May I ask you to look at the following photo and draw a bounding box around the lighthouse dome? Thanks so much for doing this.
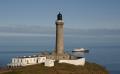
[57,12,62,20]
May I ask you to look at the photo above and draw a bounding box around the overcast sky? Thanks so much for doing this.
[0,0,120,30]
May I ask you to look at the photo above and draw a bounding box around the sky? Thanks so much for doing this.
[0,0,120,52]
[0,0,120,29]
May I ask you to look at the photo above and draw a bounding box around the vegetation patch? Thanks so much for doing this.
[1,62,109,74]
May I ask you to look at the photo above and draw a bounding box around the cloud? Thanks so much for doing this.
[0,32,54,37]
[0,25,55,34]
[0,24,120,37]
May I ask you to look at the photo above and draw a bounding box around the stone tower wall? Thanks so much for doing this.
[55,20,64,55]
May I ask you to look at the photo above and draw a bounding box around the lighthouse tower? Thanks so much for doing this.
[55,12,64,55]
[46,12,70,60]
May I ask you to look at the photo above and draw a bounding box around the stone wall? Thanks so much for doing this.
[45,53,70,60]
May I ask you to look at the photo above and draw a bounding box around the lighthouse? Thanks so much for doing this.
[46,12,70,60]
[55,12,64,55]
[7,12,86,68]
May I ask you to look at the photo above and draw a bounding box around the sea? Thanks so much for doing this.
[0,35,120,74]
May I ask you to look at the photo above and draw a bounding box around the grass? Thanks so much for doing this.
[1,62,109,74]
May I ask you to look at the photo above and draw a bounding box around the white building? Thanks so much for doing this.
[7,55,46,67]
[8,55,85,68]
[44,59,55,67]
[59,58,85,66]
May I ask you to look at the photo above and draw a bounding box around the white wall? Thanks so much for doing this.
[45,59,55,67]
[38,57,46,63]
[9,56,47,67]
[59,58,85,66]
[8,56,85,67]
